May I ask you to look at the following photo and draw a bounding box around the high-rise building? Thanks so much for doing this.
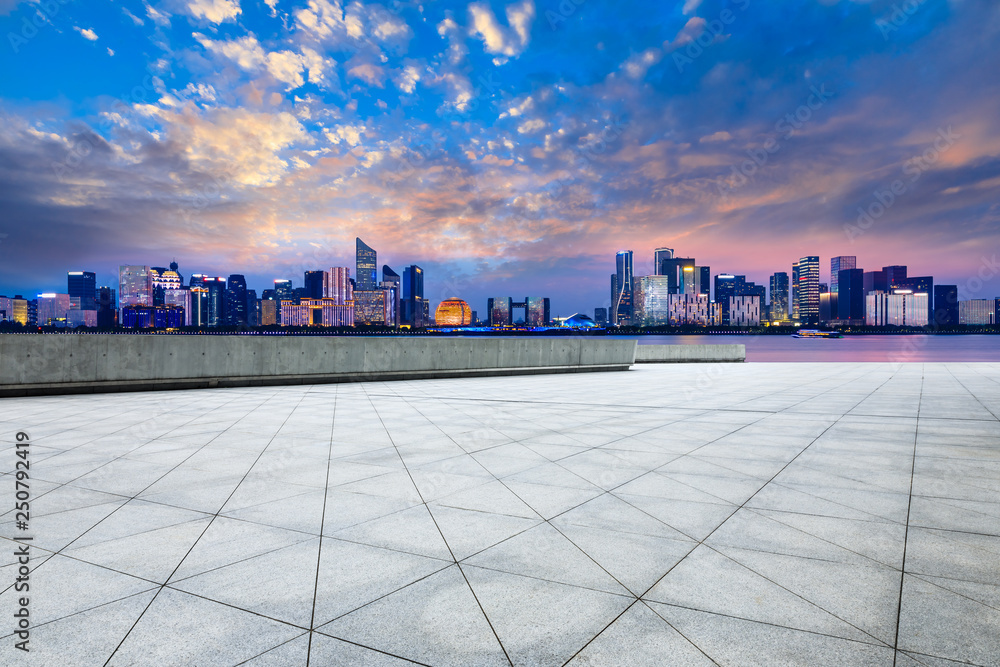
[96,287,116,328]
[354,290,389,325]
[164,288,192,326]
[36,293,71,326]
[594,307,608,327]
[820,292,838,323]
[633,276,672,326]
[933,285,959,327]
[883,265,907,287]
[402,265,425,328]
[383,265,401,328]
[260,298,277,326]
[304,271,325,299]
[657,256,696,294]
[769,272,790,322]
[613,250,633,325]
[729,295,761,327]
[273,279,294,323]
[324,268,353,304]
[653,248,675,275]
[715,275,763,325]
[863,270,888,296]
[697,266,711,297]
[793,256,820,324]
[225,274,248,327]
[488,297,513,327]
[150,266,182,305]
[867,291,929,326]
[837,268,865,322]
[830,256,857,295]
[119,265,153,321]
[280,299,354,327]
[67,271,97,311]
[356,237,378,291]
[959,299,995,325]
[663,294,716,326]
[202,277,226,327]
[246,289,259,328]
[525,297,550,326]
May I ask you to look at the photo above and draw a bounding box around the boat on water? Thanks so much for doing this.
[792,329,843,339]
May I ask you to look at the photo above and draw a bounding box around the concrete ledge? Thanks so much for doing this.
[634,343,745,363]
[0,335,637,397]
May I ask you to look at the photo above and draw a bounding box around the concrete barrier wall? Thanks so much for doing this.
[0,335,638,397]
[635,344,745,363]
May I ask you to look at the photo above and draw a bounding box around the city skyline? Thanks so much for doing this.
[0,1,998,315]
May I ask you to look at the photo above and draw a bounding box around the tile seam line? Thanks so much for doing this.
[358,383,515,667]
[101,389,316,667]
[892,363,923,667]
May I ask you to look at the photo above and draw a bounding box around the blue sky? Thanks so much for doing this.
[1,0,998,315]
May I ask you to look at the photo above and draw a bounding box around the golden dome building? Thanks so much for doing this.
[435,298,473,326]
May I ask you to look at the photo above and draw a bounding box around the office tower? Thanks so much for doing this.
[36,293,71,326]
[819,292,838,323]
[613,250,633,325]
[356,237,378,290]
[959,299,994,325]
[657,256,696,293]
[324,268,353,304]
[633,276,672,326]
[714,275,738,325]
[67,271,97,311]
[729,295,761,327]
[119,266,153,322]
[867,292,930,326]
[260,298,278,326]
[304,271,325,299]
[525,297,551,326]
[280,299,354,327]
[164,288,192,326]
[402,265,425,327]
[379,280,399,328]
[200,277,226,327]
[354,290,389,325]
[793,256,820,324]
[769,272,790,322]
[246,289,259,328]
[488,297,513,326]
[883,265,907,287]
[697,266,711,297]
[96,287,116,328]
[224,275,248,327]
[435,299,473,326]
[610,274,618,323]
[864,270,888,295]
[661,294,714,326]
[594,308,608,327]
[933,285,959,327]
[383,265,401,328]
[273,279,294,323]
[837,268,865,321]
[830,256,856,295]
[653,248,675,275]
[893,275,933,296]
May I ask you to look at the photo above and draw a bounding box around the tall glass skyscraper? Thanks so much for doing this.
[653,248,674,275]
[830,256,856,295]
[769,272,790,322]
[324,268,352,304]
[225,274,248,327]
[613,250,633,325]
[356,237,378,291]
[793,256,820,324]
[67,271,97,311]
[402,265,424,327]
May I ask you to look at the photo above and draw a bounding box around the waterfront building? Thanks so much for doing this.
[666,294,715,326]
[402,265,425,328]
[201,277,226,327]
[866,291,930,326]
[792,256,820,324]
[633,276,672,326]
[435,298,473,326]
[769,272,790,322]
[612,251,634,325]
[729,295,761,327]
[837,268,866,322]
[959,299,995,325]
[933,285,959,327]
[525,297,551,326]
[488,297,513,327]
[356,237,378,291]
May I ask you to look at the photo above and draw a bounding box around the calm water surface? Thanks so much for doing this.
[622,335,1000,362]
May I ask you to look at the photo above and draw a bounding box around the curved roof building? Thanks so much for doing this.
[435,298,473,326]
[561,313,600,328]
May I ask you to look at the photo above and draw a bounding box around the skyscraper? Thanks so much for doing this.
[356,237,378,291]
[383,265,401,328]
[324,268,352,304]
[613,250,633,325]
[119,265,152,322]
[830,256,856,296]
[225,274,248,327]
[96,287,116,328]
[658,256,696,293]
[402,265,425,328]
[793,256,820,324]
[304,271,325,299]
[769,272,790,322]
[933,285,959,327]
[837,268,866,322]
[488,297,513,326]
[653,248,675,275]
[202,277,226,327]
[67,271,97,311]
[714,275,738,325]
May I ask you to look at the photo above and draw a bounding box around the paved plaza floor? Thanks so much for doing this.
[1,362,998,666]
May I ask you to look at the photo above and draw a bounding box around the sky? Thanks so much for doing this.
[0,0,998,316]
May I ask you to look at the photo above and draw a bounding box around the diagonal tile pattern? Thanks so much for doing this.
[0,362,998,665]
